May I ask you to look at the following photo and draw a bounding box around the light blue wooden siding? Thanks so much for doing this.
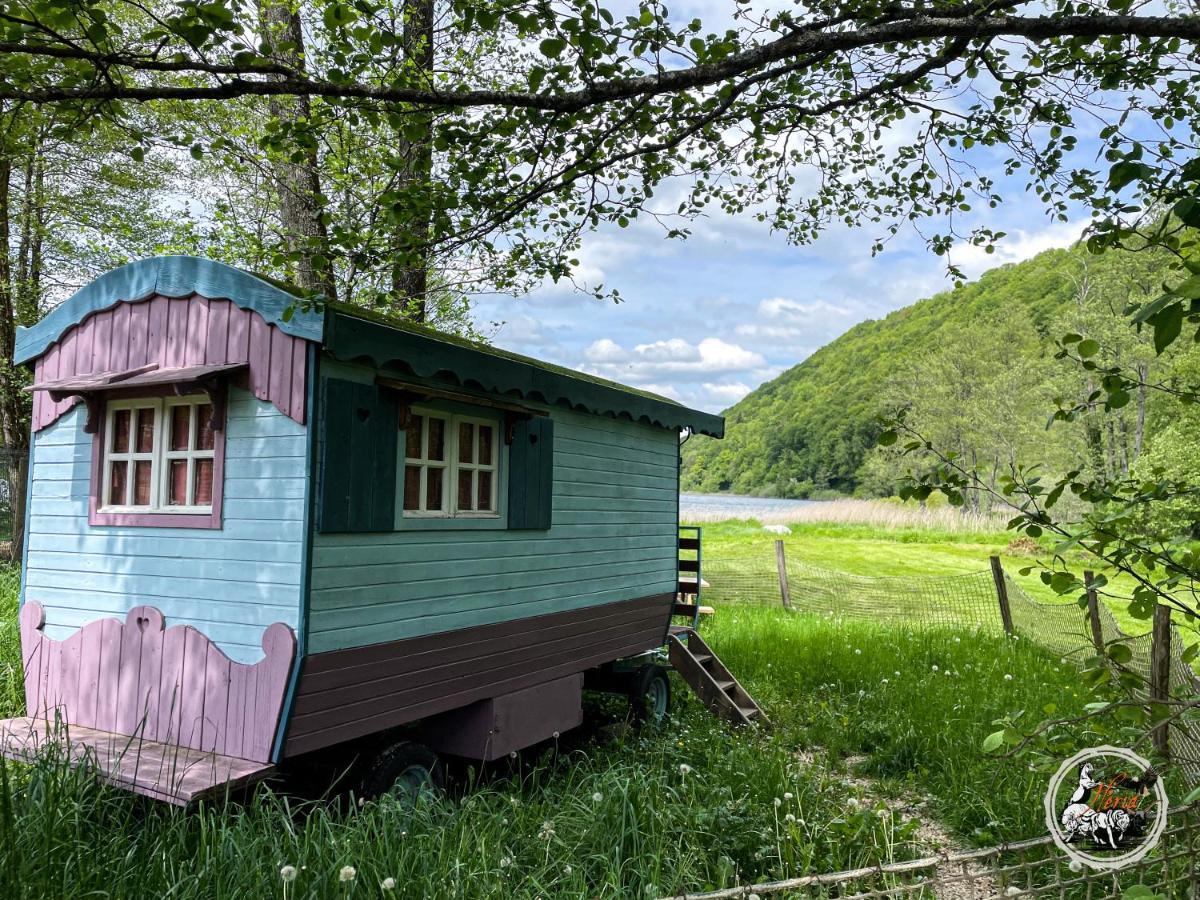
[24,388,307,663]
[308,406,681,653]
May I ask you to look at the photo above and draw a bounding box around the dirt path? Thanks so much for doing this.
[831,752,1002,900]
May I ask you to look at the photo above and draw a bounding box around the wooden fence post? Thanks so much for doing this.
[1150,602,1171,758]
[990,556,1014,635]
[775,540,792,609]
[1084,571,1105,654]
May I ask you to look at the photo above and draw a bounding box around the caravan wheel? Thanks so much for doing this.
[629,664,671,725]
[360,741,444,803]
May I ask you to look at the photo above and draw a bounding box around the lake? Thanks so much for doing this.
[680,491,819,520]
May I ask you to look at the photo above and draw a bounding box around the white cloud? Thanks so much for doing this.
[582,338,626,363]
[576,336,767,386]
[702,381,753,404]
[951,220,1082,278]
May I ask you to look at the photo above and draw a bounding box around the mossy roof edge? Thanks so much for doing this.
[325,303,725,437]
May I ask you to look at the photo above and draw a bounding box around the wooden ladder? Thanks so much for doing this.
[668,628,768,727]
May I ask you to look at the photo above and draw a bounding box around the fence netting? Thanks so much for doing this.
[689,539,1200,897]
[700,540,1200,787]
[660,804,1200,899]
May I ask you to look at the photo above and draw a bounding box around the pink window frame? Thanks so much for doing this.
[88,386,226,529]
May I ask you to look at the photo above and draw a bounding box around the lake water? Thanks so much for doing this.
[680,492,818,520]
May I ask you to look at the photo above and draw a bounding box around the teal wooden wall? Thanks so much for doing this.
[308,364,681,653]
[24,389,308,663]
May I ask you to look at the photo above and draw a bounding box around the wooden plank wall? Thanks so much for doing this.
[19,601,295,762]
[32,294,307,432]
[307,380,681,654]
[24,390,308,663]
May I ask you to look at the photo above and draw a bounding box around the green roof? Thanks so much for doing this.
[324,301,724,437]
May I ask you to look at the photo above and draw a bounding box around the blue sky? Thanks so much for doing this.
[472,197,1083,414]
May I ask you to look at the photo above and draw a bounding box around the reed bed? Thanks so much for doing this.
[683,497,1008,533]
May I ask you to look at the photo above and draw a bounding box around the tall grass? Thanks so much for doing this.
[685,498,1008,534]
[0,580,1148,898]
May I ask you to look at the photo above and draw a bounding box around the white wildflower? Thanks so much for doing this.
[1004,674,1013,681]
[932,664,939,672]
[881,678,889,684]
[500,855,514,869]
[679,763,692,776]
[847,797,860,809]
[563,865,572,876]
[339,866,357,883]
[774,797,782,808]
[592,792,604,803]
[785,813,796,823]
[539,820,556,841]
[381,877,397,891]
[854,648,862,655]
[783,792,793,800]
[280,865,298,883]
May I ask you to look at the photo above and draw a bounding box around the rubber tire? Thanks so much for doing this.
[360,741,444,803]
[629,664,671,725]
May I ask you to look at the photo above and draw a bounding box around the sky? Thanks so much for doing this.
[472,194,1084,415]
[467,1,1099,416]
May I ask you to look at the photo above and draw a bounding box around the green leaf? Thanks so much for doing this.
[1108,643,1133,664]
[1108,160,1152,192]
[1152,302,1183,354]
[982,730,1005,753]
[877,430,898,447]
[1182,784,1200,806]
[539,37,566,58]
[1077,339,1100,358]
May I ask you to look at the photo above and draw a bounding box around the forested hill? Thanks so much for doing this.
[681,243,1171,498]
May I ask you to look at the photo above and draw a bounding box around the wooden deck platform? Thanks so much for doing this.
[0,717,273,805]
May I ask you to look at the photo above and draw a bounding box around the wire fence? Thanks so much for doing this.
[699,540,1200,786]
[689,540,1200,897]
[660,804,1200,899]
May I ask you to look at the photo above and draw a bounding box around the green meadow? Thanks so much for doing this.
[0,567,1161,899]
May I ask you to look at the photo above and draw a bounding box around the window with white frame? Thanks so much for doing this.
[101,395,217,512]
[402,410,498,517]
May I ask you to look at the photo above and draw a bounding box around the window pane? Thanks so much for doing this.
[168,460,188,505]
[135,408,155,453]
[170,405,190,451]
[457,470,473,511]
[427,417,446,461]
[426,467,444,511]
[193,459,214,506]
[111,409,131,453]
[196,404,215,450]
[405,415,424,460]
[109,461,127,506]
[477,470,493,511]
[458,422,474,463]
[133,461,153,506]
[403,465,421,511]
[478,425,493,466]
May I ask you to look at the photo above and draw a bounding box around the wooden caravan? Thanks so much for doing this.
[2,256,725,803]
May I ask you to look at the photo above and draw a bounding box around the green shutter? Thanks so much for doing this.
[507,416,553,530]
[317,377,398,533]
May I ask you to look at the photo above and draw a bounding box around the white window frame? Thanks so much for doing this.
[99,395,216,514]
[401,408,500,519]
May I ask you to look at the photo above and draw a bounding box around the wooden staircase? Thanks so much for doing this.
[668,628,768,727]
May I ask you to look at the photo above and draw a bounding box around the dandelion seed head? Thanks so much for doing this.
[679,763,692,776]
[339,866,357,883]
[592,792,604,803]
[280,865,298,883]
[783,792,793,800]
[500,855,514,869]
[774,797,782,807]
[381,877,397,891]
[932,665,939,672]
[1004,674,1013,681]
[785,813,796,822]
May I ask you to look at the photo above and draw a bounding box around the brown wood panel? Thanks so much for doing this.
[293,605,669,714]
[299,599,668,694]
[284,594,672,757]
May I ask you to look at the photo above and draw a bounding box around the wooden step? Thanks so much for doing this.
[667,632,769,728]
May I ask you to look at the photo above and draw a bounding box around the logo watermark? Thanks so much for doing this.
[1044,746,1168,871]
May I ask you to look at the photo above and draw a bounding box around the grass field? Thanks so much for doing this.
[0,574,1151,899]
[691,518,1157,636]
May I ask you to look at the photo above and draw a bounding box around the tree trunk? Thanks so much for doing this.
[389,0,434,321]
[1133,363,1148,464]
[0,152,29,561]
[259,1,338,302]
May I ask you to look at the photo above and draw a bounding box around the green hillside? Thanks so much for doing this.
[681,244,1172,498]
